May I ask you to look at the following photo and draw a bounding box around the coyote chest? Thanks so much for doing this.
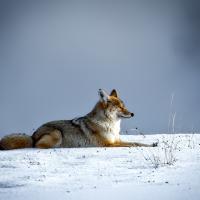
[100,120,121,144]
[92,119,120,139]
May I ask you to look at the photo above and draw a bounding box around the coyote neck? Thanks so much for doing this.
[86,103,121,136]
[87,116,121,133]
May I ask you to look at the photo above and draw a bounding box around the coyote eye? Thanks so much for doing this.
[119,106,124,110]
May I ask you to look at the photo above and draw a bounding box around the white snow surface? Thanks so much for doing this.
[0,134,200,200]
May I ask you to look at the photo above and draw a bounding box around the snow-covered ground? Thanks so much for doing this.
[0,134,200,200]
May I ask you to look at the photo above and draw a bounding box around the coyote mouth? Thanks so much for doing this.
[119,113,134,118]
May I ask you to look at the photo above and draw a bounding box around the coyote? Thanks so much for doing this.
[0,89,157,150]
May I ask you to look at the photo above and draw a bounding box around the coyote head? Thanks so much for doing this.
[97,89,134,120]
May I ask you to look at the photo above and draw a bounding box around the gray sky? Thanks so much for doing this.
[0,0,200,136]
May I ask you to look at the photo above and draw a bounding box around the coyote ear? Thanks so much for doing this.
[98,89,109,103]
[110,89,119,98]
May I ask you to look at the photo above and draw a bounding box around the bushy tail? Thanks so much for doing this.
[0,133,33,150]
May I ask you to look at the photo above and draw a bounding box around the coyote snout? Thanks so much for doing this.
[0,89,157,150]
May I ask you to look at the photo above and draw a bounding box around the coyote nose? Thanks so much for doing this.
[131,113,134,117]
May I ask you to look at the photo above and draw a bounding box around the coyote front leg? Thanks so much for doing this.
[107,141,157,147]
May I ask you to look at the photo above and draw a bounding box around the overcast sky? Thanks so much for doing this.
[0,0,200,136]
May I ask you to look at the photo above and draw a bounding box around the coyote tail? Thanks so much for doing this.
[0,133,33,150]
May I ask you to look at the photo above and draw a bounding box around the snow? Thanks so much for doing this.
[0,134,200,200]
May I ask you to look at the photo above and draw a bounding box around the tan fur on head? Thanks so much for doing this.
[96,89,134,120]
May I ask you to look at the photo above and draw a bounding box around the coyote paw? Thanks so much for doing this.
[152,142,158,147]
